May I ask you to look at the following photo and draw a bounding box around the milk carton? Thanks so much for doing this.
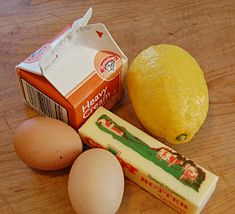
[16,8,128,129]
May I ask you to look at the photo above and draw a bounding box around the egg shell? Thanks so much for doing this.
[68,148,124,214]
[13,116,83,170]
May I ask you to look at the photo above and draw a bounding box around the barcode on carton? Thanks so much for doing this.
[21,79,68,123]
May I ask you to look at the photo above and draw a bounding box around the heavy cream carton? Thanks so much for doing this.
[79,107,219,214]
[16,8,127,129]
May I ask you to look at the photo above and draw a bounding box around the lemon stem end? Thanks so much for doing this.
[176,134,187,141]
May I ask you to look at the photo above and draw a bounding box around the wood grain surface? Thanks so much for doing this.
[0,0,235,213]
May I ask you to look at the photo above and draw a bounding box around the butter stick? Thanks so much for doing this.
[78,107,218,214]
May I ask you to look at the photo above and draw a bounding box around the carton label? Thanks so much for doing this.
[21,78,68,123]
[94,51,122,81]
[76,72,120,120]
[82,86,110,119]
[24,44,51,64]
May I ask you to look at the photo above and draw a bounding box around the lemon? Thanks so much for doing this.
[127,44,208,144]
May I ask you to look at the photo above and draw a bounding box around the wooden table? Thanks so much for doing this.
[1,0,235,213]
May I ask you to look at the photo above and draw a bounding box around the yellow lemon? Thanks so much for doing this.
[127,44,208,144]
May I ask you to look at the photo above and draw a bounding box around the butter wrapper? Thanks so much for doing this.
[79,107,218,214]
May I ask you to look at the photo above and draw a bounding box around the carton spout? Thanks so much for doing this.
[71,7,92,31]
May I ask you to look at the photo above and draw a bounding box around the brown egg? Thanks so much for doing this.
[13,116,83,170]
[68,148,124,214]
